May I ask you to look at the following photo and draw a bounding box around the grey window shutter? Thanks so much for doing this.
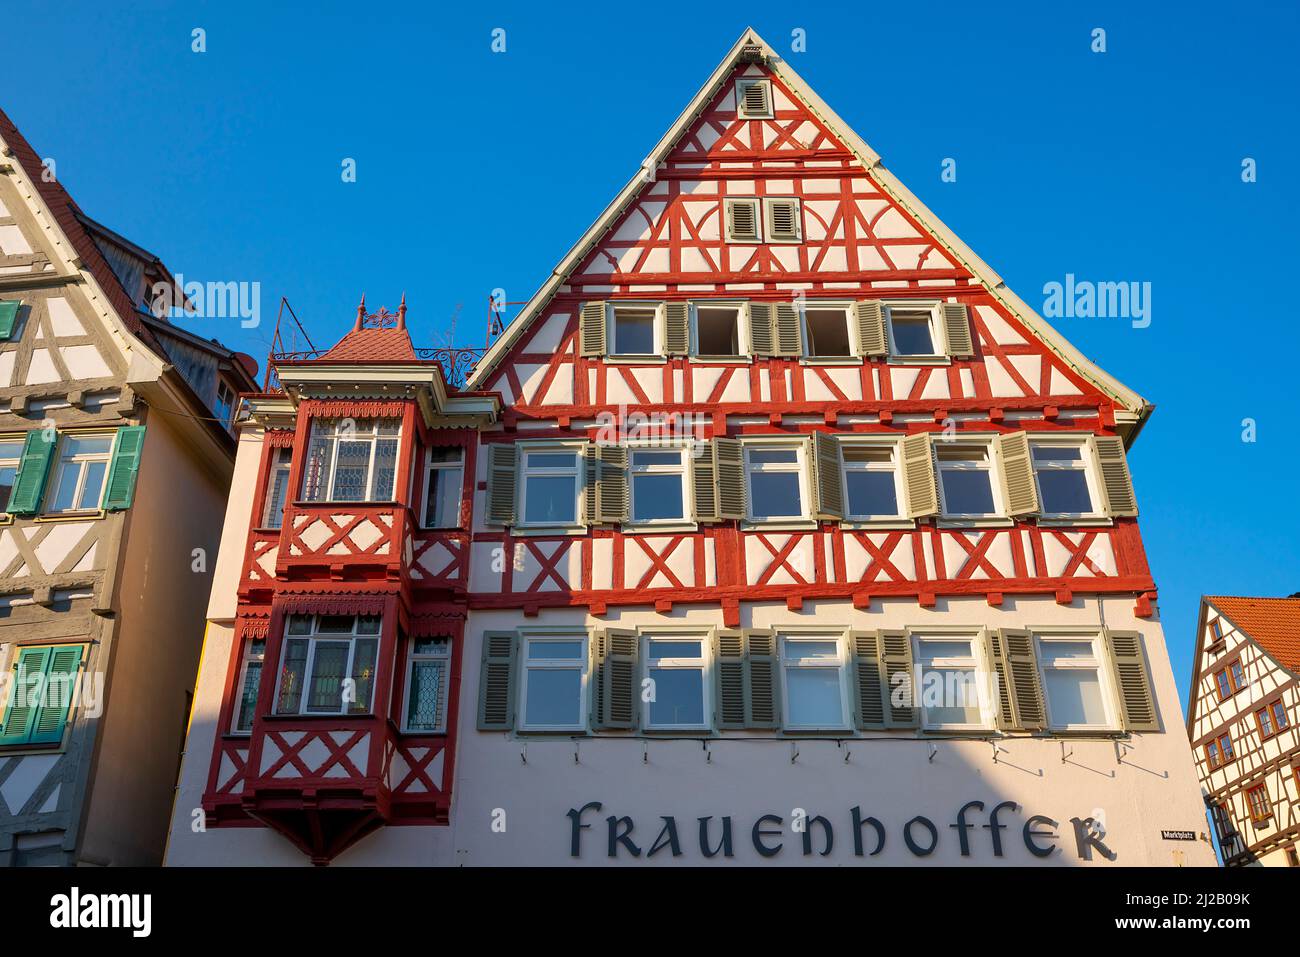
[586,444,628,525]
[579,301,607,357]
[1105,630,1159,732]
[485,444,517,525]
[856,300,887,357]
[664,302,689,355]
[691,439,720,522]
[880,630,917,728]
[899,432,938,518]
[983,630,1017,730]
[1093,436,1138,517]
[727,199,760,242]
[991,629,1046,731]
[477,631,517,730]
[811,431,843,520]
[940,303,975,358]
[748,302,774,356]
[996,431,1039,517]
[745,630,780,729]
[589,630,607,730]
[598,628,638,730]
[773,303,801,356]
[850,630,887,729]
[714,629,747,730]
[713,437,746,520]
[766,199,801,241]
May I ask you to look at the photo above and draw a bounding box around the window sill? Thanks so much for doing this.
[0,514,11,527]
[935,517,1015,530]
[799,356,862,366]
[740,518,818,532]
[622,521,698,534]
[688,355,752,365]
[1036,516,1113,528]
[840,518,916,531]
[0,741,68,756]
[516,727,591,736]
[512,524,588,537]
[36,510,105,523]
[603,355,667,365]
[887,355,951,367]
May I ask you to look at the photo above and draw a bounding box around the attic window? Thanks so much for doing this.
[694,304,743,357]
[725,199,761,242]
[764,198,801,242]
[736,79,773,119]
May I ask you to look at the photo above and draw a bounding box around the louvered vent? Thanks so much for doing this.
[727,199,760,242]
[766,200,800,241]
[737,79,772,118]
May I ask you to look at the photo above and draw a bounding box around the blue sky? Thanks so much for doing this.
[6,1,1297,708]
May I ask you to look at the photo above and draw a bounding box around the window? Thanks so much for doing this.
[520,448,581,526]
[643,635,708,730]
[1037,635,1112,730]
[520,634,588,731]
[914,635,988,730]
[422,447,464,528]
[840,442,903,520]
[45,434,113,513]
[1256,699,1288,739]
[1208,618,1224,642]
[780,634,849,730]
[936,442,1000,519]
[233,637,265,733]
[1031,441,1100,517]
[0,644,84,747]
[262,447,292,529]
[886,304,941,358]
[301,419,399,503]
[724,199,761,243]
[608,303,658,356]
[693,303,744,357]
[803,304,853,358]
[0,438,23,509]
[214,380,236,429]
[736,78,773,118]
[402,637,450,733]
[1206,732,1235,770]
[274,615,381,716]
[1246,784,1271,824]
[1214,658,1246,702]
[763,198,801,242]
[744,443,806,521]
[628,448,688,523]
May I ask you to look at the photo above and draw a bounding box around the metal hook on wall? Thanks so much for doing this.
[1060,740,1073,764]
[642,740,649,765]
[702,740,712,764]
[573,740,580,765]
[520,742,527,765]
[928,742,938,763]
[790,741,800,764]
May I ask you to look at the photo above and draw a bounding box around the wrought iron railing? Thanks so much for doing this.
[266,346,485,390]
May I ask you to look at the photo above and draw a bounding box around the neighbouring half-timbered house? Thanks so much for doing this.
[0,108,257,865]
[1188,595,1299,866]
[166,28,1213,866]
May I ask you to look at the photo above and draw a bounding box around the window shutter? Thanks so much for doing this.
[727,200,760,242]
[714,629,747,730]
[691,440,719,522]
[1105,630,1159,732]
[713,437,746,520]
[597,628,638,730]
[940,303,975,357]
[586,444,627,525]
[899,432,938,518]
[485,444,517,525]
[664,302,689,355]
[738,79,771,117]
[101,425,146,511]
[811,432,843,520]
[0,299,21,340]
[991,629,1045,731]
[850,631,887,730]
[766,200,800,241]
[773,303,801,356]
[29,645,83,745]
[983,630,1017,730]
[880,630,917,728]
[7,430,57,515]
[855,300,887,357]
[0,646,50,746]
[1093,436,1138,517]
[744,630,780,729]
[579,301,607,357]
[748,302,774,356]
[589,630,607,730]
[476,631,517,730]
[996,431,1039,517]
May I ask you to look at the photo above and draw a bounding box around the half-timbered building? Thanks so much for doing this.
[1188,595,1299,866]
[166,28,1213,866]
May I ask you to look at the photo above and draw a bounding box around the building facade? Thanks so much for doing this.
[0,108,256,865]
[1188,596,1299,866]
[166,29,1213,867]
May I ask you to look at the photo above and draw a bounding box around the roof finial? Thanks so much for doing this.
[397,292,407,330]
[354,293,366,331]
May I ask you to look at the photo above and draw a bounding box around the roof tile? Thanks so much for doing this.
[1207,595,1300,672]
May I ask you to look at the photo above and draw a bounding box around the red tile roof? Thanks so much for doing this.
[1207,596,1300,672]
[321,326,418,362]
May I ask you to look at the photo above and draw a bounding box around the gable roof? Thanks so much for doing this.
[1206,595,1300,672]
[466,27,1152,437]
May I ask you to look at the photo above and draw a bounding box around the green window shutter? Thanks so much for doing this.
[899,432,938,518]
[811,432,843,520]
[996,431,1039,517]
[579,301,607,357]
[664,302,689,355]
[485,444,517,525]
[691,440,719,522]
[881,630,917,728]
[0,299,22,340]
[586,444,628,525]
[773,303,801,356]
[101,425,146,511]
[748,303,773,356]
[477,631,517,731]
[596,628,637,730]
[0,646,51,746]
[1105,630,1159,732]
[744,630,780,729]
[990,629,1045,731]
[7,430,57,515]
[1093,436,1138,517]
[713,437,746,520]
[855,300,887,357]
[29,645,83,745]
[940,303,975,357]
[850,631,886,730]
[714,629,747,730]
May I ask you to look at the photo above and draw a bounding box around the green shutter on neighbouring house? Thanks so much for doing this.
[0,644,82,748]
[0,646,51,746]
[7,430,57,515]
[101,426,146,510]
[29,645,83,745]
[0,300,21,341]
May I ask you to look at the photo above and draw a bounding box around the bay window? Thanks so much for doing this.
[275,614,381,716]
[262,447,292,529]
[233,637,266,733]
[914,635,987,730]
[519,633,588,731]
[628,448,688,523]
[779,634,849,730]
[403,636,451,733]
[1036,635,1113,731]
[519,448,582,526]
[301,418,399,503]
[643,635,708,730]
[422,447,464,528]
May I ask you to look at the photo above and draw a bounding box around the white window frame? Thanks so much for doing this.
[262,446,292,529]
[800,301,858,361]
[762,197,802,244]
[690,300,749,359]
[912,630,993,732]
[626,443,693,528]
[300,418,401,504]
[420,445,465,529]
[519,630,590,733]
[838,436,907,525]
[1033,631,1118,733]
[1029,435,1107,523]
[272,614,382,717]
[232,635,266,734]
[778,630,851,732]
[401,636,451,734]
[214,380,236,429]
[44,432,114,515]
[934,435,1007,524]
[0,436,25,514]
[735,77,774,119]
[606,301,662,358]
[517,442,586,531]
[641,630,712,731]
[742,436,812,526]
[884,301,946,363]
[723,198,762,244]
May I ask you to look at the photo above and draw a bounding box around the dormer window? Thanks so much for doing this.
[214,380,236,429]
[736,78,773,118]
